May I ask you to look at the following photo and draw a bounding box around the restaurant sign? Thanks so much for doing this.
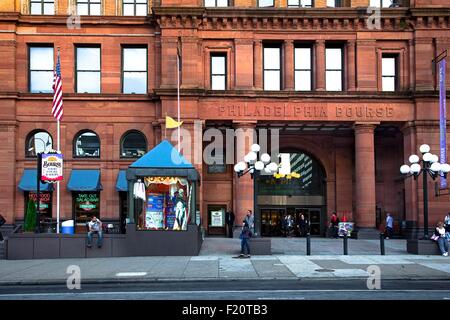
[41,153,63,182]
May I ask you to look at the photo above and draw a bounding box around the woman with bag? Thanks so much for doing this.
[239,220,253,258]
[432,222,448,256]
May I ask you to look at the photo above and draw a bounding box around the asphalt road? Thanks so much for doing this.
[0,279,450,300]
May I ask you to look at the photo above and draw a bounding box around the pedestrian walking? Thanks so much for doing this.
[385,212,394,240]
[0,213,5,242]
[298,214,308,237]
[329,212,340,238]
[225,208,235,238]
[238,221,253,258]
[432,222,449,256]
[444,212,450,233]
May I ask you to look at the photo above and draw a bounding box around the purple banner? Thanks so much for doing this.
[439,59,447,189]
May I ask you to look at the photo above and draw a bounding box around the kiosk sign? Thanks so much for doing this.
[41,153,63,182]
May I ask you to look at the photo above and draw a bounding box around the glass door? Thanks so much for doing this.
[261,208,285,236]
[295,208,322,236]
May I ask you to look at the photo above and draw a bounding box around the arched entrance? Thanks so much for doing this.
[257,152,327,236]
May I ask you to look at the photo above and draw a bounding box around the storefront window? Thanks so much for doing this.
[73,192,100,231]
[137,177,192,231]
[26,192,52,219]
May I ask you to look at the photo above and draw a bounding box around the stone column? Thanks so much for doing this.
[235,39,255,90]
[233,121,257,230]
[160,37,178,89]
[354,123,377,228]
[315,40,325,91]
[253,40,263,90]
[284,40,294,90]
[347,40,356,91]
[414,38,434,91]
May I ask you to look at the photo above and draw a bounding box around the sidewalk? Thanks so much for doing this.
[0,238,449,285]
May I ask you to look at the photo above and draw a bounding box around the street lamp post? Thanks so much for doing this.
[400,144,450,239]
[234,144,279,237]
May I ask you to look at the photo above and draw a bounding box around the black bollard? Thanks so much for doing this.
[380,233,385,255]
[343,233,348,255]
[306,233,311,256]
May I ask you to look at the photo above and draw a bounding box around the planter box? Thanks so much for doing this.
[407,239,441,255]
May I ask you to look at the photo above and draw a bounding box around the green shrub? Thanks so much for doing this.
[24,199,37,232]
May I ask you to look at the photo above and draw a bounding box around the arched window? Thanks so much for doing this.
[74,130,100,158]
[120,130,147,158]
[25,130,53,157]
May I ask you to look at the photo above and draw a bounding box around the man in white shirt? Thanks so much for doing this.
[87,216,103,248]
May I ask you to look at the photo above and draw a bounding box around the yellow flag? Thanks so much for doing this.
[166,116,183,129]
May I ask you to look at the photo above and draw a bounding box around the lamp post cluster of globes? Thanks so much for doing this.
[233,143,300,179]
[400,144,450,239]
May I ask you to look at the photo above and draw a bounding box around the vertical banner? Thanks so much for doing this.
[439,59,447,189]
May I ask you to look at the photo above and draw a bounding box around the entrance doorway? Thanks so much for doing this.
[257,151,327,237]
[261,207,323,237]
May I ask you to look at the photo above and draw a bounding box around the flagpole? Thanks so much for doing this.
[56,46,61,234]
[57,119,60,234]
[177,53,181,152]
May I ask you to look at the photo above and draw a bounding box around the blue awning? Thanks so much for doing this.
[18,169,54,192]
[67,170,103,192]
[116,170,128,192]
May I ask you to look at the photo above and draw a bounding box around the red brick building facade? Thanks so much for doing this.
[0,0,449,237]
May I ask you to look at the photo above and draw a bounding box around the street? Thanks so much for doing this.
[1,279,450,300]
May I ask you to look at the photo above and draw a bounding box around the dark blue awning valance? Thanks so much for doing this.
[18,169,53,192]
[67,170,102,192]
[116,170,128,192]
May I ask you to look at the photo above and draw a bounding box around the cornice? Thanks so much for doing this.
[154,88,418,101]
[153,7,450,31]
[0,14,156,26]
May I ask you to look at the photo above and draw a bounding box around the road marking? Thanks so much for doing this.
[115,272,147,277]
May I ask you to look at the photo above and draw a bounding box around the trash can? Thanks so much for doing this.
[61,220,74,234]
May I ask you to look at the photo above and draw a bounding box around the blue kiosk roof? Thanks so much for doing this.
[127,140,199,181]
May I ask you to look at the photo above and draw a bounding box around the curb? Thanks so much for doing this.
[0,276,448,287]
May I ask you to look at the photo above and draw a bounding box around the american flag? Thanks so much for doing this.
[52,50,63,121]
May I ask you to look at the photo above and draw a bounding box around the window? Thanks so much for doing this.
[382,55,398,92]
[123,0,147,16]
[287,0,312,7]
[77,0,101,15]
[205,0,229,6]
[370,0,399,7]
[30,0,54,14]
[29,46,54,93]
[211,54,227,90]
[258,0,274,7]
[74,192,100,228]
[26,130,53,157]
[26,192,53,220]
[326,0,341,7]
[121,131,147,158]
[122,47,148,94]
[264,45,282,91]
[294,46,312,91]
[325,47,343,91]
[76,46,101,93]
[74,131,100,158]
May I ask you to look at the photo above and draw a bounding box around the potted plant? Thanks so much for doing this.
[24,198,37,233]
